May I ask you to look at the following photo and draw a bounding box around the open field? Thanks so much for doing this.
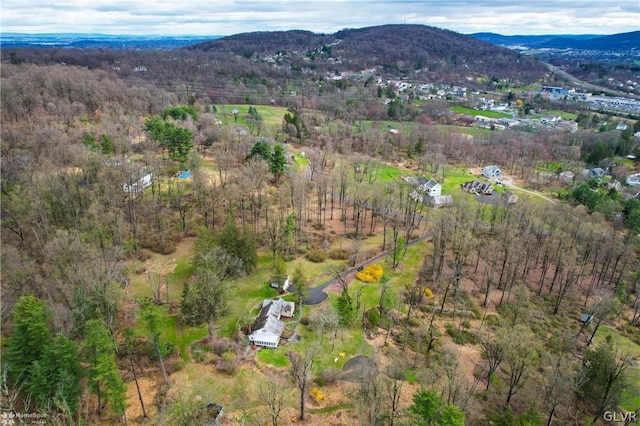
[450,106,511,118]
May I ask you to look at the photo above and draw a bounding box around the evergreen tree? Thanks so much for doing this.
[83,319,126,417]
[248,141,271,162]
[409,387,465,425]
[139,300,171,385]
[27,333,83,415]
[6,295,51,386]
[271,255,288,290]
[215,219,258,273]
[270,144,287,184]
[291,266,309,306]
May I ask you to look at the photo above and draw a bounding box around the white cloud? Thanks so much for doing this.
[1,0,638,35]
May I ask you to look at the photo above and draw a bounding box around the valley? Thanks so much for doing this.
[1,24,639,426]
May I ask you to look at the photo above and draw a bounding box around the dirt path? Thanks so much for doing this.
[502,178,556,204]
[469,167,556,204]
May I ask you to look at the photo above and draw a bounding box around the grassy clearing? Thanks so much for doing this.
[215,104,289,131]
[450,106,511,119]
[164,316,208,362]
[433,124,493,138]
[545,110,578,120]
[256,348,290,367]
[593,326,640,412]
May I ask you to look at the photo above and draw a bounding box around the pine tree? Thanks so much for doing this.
[83,319,126,417]
[139,300,170,385]
[6,295,51,386]
[292,266,309,306]
[27,333,83,415]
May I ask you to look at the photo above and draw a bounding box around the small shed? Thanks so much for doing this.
[579,314,594,324]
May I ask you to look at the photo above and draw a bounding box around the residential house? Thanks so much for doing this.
[496,118,520,128]
[557,120,578,133]
[607,180,622,192]
[502,191,518,204]
[626,173,640,187]
[270,276,291,293]
[458,115,477,127]
[590,168,605,178]
[426,194,454,207]
[481,165,502,179]
[616,123,629,131]
[248,298,295,348]
[462,180,494,195]
[558,171,575,184]
[622,187,640,200]
[122,172,152,193]
[417,177,442,197]
[540,115,561,125]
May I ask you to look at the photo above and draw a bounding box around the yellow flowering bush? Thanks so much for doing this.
[356,263,384,283]
[423,288,434,300]
[309,387,324,403]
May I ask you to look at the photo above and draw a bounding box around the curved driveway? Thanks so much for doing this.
[302,231,434,305]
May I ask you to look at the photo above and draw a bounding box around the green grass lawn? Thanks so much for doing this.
[379,164,402,182]
[215,104,289,133]
[450,106,511,119]
[593,326,640,412]
[545,110,578,120]
[164,316,208,362]
[256,347,290,367]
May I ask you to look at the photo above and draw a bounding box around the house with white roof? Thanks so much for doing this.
[248,298,295,348]
[481,165,502,179]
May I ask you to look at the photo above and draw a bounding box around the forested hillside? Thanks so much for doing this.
[1,25,639,426]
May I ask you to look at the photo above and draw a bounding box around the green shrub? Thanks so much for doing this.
[367,308,381,327]
[306,250,326,263]
[328,248,350,260]
[407,317,421,327]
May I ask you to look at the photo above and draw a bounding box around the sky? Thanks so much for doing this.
[1,0,639,36]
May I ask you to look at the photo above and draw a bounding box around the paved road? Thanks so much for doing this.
[301,231,434,305]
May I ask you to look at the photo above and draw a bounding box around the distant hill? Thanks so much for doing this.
[470,33,598,48]
[0,33,220,50]
[470,31,640,51]
[189,24,546,83]
[534,31,640,50]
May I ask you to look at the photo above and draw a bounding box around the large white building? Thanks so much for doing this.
[248,298,295,348]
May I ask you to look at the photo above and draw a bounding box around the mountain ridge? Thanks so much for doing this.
[470,31,640,50]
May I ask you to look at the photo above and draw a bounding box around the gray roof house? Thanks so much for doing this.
[481,165,502,179]
[462,180,494,195]
[416,177,442,197]
[502,191,518,204]
[248,298,295,348]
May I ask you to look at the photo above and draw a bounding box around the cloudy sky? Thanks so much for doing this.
[2,0,638,36]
